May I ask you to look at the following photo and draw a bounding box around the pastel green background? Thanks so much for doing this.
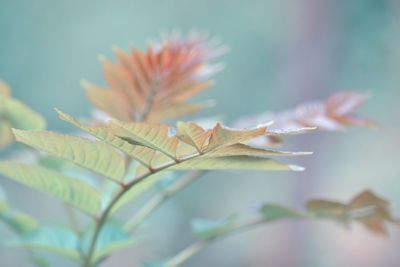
[1,1,399,266]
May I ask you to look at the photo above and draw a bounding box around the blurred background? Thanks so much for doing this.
[1,0,400,266]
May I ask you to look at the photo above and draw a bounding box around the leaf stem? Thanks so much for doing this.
[81,153,201,267]
[124,171,205,232]
[164,218,266,267]
[138,78,160,122]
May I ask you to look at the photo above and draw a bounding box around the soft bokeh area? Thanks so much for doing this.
[1,1,400,266]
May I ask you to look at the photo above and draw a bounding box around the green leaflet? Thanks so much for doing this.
[14,130,127,182]
[0,184,7,211]
[0,162,101,215]
[0,209,39,235]
[0,120,14,149]
[205,143,312,158]
[29,254,50,267]
[260,204,303,221]
[171,156,304,171]
[191,216,237,239]
[0,184,39,235]
[13,226,81,262]
[110,120,179,159]
[56,110,156,167]
[83,80,132,122]
[155,172,181,192]
[82,221,136,262]
[0,80,11,96]
[306,199,348,220]
[0,91,46,148]
[0,184,49,267]
[0,94,46,131]
[142,261,167,267]
[12,222,135,264]
[38,155,68,172]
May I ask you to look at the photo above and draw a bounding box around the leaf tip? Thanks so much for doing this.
[97,54,107,63]
[294,151,313,156]
[288,165,305,171]
[111,45,122,53]
[10,128,31,144]
[80,79,91,89]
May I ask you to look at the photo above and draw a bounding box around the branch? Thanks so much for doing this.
[124,171,205,233]
[137,78,160,122]
[164,218,266,267]
[82,153,201,267]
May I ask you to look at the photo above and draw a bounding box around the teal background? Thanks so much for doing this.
[1,0,400,266]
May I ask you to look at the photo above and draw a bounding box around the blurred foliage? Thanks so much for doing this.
[1,1,400,267]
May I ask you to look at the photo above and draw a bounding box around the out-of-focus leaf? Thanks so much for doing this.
[0,184,39,234]
[0,121,14,149]
[29,254,50,267]
[260,204,302,221]
[0,80,11,96]
[306,199,348,220]
[293,91,375,129]
[0,184,7,211]
[0,93,46,131]
[38,156,67,172]
[84,80,131,122]
[0,81,46,148]
[326,92,369,116]
[171,156,304,171]
[306,190,400,235]
[155,172,181,191]
[14,130,127,182]
[83,221,136,262]
[13,226,81,261]
[0,183,49,266]
[0,209,39,235]
[348,190,400,235]
[86,33,224,123]
[191,216,236,239]
[148,102,209,122]
[0,162,101,215]
[142,261,167,267]
[233,91,374,147]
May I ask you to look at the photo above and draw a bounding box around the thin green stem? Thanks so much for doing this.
[165,240,208,267]
[164,218,266,267]
[165,206,387,267]
[81,153,201,267]
[124,171,205,232]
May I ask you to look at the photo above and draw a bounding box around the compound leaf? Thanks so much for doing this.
[57,110,155,167]
[14,129,126,182]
